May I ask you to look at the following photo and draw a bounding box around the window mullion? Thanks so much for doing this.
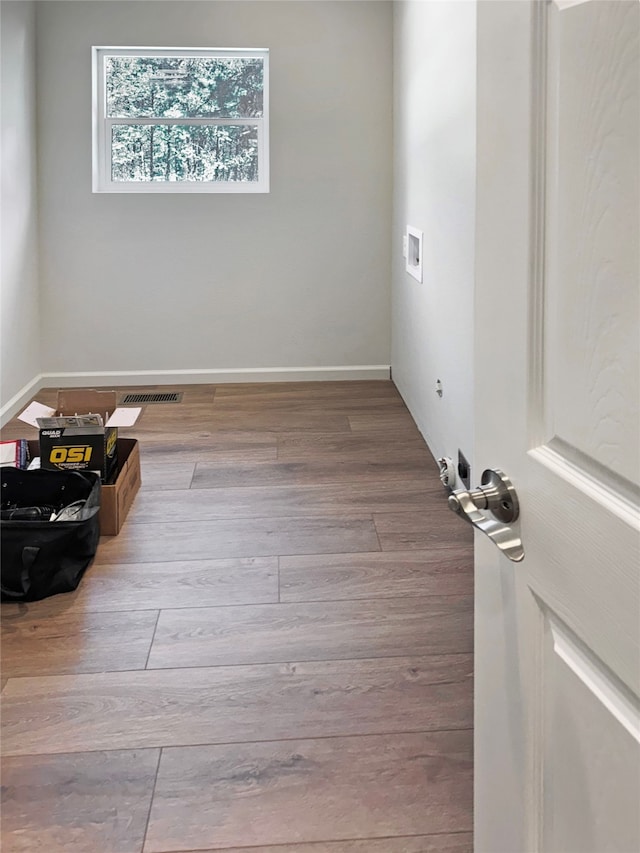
[105,117,262,127]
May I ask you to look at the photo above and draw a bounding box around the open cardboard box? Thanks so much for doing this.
[20,390,142,535]
[19,389,142,431]
[26,437,141,536]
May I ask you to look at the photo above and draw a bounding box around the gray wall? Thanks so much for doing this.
[392,1,476,476]
[1,1,42,416]
[36,1,393,382]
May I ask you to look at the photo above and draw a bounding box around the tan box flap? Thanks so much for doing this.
[56,390,140,427]
[57,390,117,419]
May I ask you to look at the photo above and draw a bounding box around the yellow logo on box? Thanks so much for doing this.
[106,430,117,457]
[49,446,92,464]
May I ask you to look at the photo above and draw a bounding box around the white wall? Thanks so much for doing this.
[1,1,42,415]
[36,1,392,383]
[392,1,476,475]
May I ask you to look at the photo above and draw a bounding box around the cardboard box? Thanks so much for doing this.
[38,415,118,481]
[27,437,141,536]
[100,438,141,535]
[0,439,29,468]
[19,390,141,483]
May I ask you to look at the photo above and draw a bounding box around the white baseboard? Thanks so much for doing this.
[40,365,391,387]
[0,374,44,427]
[1,366,391,426]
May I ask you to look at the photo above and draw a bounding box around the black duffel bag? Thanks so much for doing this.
[1,467,101,602]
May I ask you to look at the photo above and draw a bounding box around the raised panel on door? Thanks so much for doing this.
[543,1,640,484]
[541,612,640,853]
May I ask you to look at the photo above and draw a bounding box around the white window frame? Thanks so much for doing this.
[92,46,269,193]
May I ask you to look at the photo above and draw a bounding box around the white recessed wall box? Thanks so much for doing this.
[405,226,423,283]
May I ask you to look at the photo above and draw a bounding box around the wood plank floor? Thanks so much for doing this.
[1,380,474,853]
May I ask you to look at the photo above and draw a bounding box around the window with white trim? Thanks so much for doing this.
[92,47,269,193]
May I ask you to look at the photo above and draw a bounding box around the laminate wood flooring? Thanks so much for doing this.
[1,381,473,853]
[195,839,473,853]
[198,832,471,853]
[144,732,472,851]
[1,656,472,756]
[1,749,160,853]
[145,597,473,669]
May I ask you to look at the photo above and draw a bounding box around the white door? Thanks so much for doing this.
[470,2,640,851]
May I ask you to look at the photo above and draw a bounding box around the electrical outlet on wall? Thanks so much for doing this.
[457,449,471,489]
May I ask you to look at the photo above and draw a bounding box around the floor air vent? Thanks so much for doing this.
[120,392,183,404]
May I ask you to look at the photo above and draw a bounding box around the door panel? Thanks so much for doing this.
[543,610,640,853]
[474,2,640,850]
[545,1,639,483]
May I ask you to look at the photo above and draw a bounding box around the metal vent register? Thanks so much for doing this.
[120,392,183,404]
